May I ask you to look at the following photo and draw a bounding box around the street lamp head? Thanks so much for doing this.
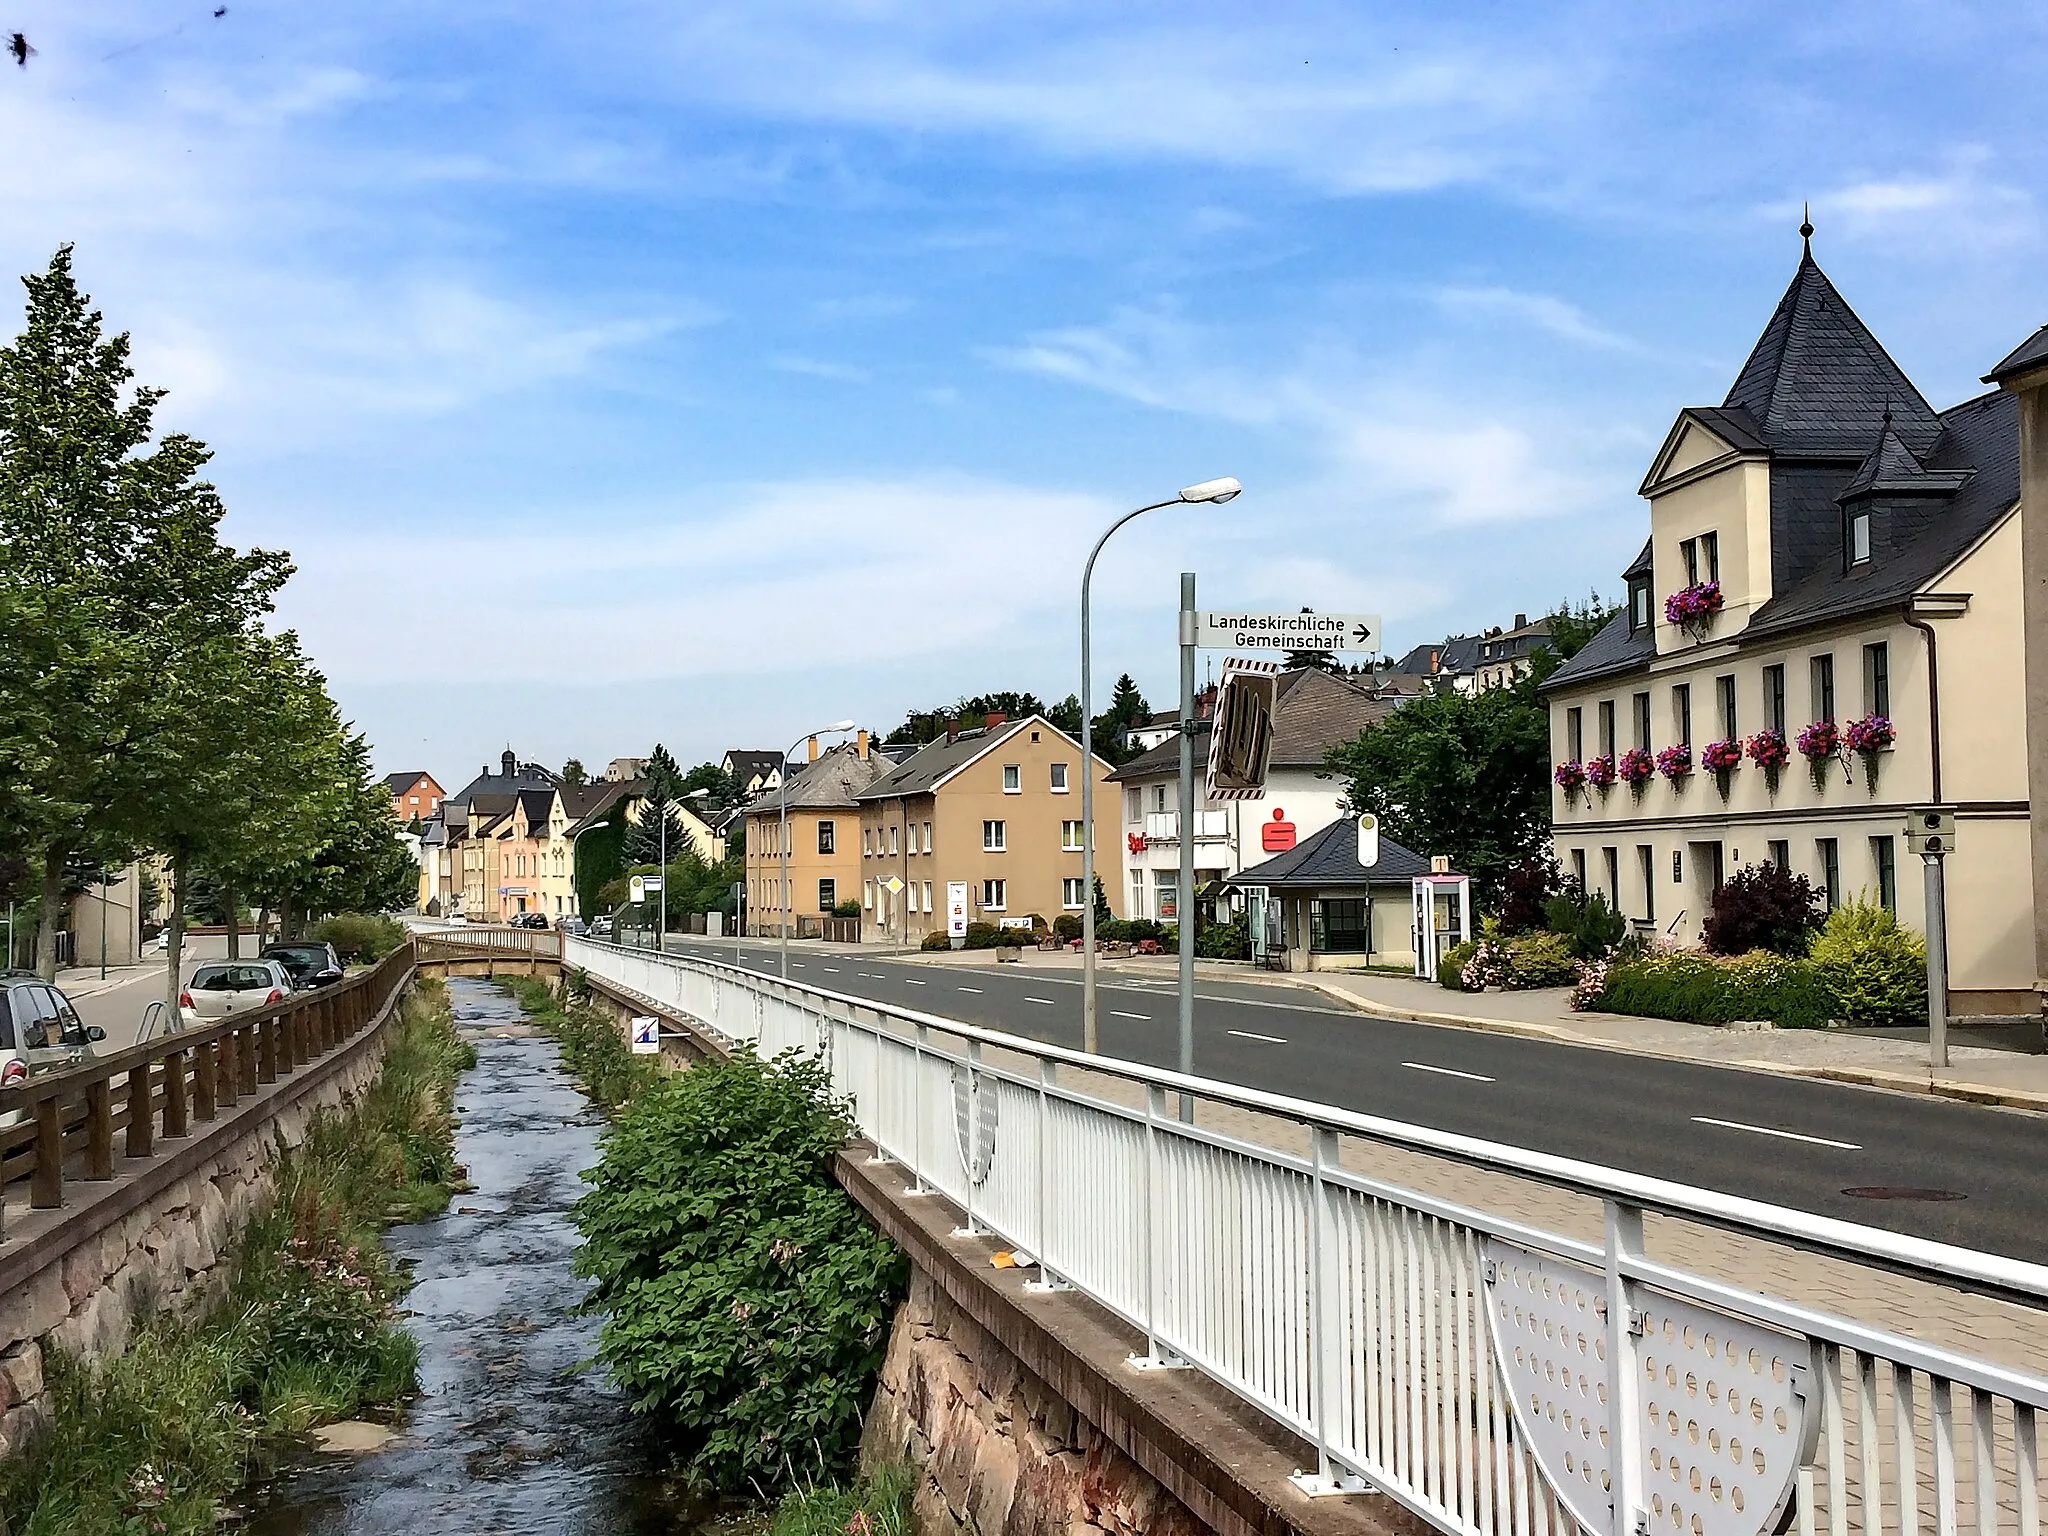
[1179,476,1241,505]
[822,719,856,733]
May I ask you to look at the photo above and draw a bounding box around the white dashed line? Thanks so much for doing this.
[1228,1029,1288,1044]
[1402,1061,1495,1083]
[957,986,983,994]
[905,979,926,986]
[823,968,841,973]
[1026,997,1056,1007]
[1691,1116,1861,1150]
[1111,1010,1150,1021]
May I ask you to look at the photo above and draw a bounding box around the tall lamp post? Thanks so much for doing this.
[1081,477,1241,1053]
[781,721,857,980]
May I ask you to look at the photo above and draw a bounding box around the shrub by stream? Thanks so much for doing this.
[0,980,473,1535]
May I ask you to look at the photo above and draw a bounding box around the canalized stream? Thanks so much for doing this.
[246,977,692,1534]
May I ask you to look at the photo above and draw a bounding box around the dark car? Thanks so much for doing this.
[513,912,550,930]
[259,941,345,991]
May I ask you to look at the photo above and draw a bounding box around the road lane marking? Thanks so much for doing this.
[1402,1061,1495,1083]
[958,987,984,994]
[1026,997,1056,1006]
[1691,1116,1860,1150]
[1228,1029,1288,1044]
[905,979,926,986]
[1111,1010,1150,1020]
[823,968,841,973]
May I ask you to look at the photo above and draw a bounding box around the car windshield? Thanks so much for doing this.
[264,946,326,973]
[193,965,276,991]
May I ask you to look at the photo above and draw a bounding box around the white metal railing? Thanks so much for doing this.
[562,937,2048,1536]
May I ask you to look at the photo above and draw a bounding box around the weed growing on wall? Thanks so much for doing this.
[0,981,471,1536]
[571,1047,907,1495]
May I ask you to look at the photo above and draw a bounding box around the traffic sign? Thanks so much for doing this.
[1195,610,1381,654]
[629,1016,660,1055]
[629,875,644,902]
[641,875,664,892]
[1356,812,1380,869]
[946,881,970,940]
[882,876,905,895]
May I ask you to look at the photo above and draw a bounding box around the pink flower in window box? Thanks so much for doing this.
[1663,580,1724,638]
[1616,747,1655,796]
[1584,754,1616,792]
[1654,745,1693,782]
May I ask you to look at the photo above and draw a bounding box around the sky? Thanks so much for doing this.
[3,1,2045,783]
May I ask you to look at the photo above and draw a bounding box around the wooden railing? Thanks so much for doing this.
[0,943,416,1231]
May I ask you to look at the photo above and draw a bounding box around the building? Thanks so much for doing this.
[1118,708,1186,757]
[723,749,785,797]
[1391,616,1553,695]
[601,757,648,783]
[1228,820,1435,972]
[853,714,1121,945]
[741,736,890,936]
[383,771,445,827]
[442,750,556,820]
[448,788,572,922]
[1543,233,2032,1014]
[1471,615,1555,692]
[64,863,151,968]
[1109,668,1394,923]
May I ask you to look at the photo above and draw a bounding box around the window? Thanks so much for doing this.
[1129,871,1145,916]
[887,825,899,856]
[1002,764,1021,794]
[1598,700,1616,758]
[863,879,875,909]
[1717,674,1737,739]
[922,822,933,853]
[817,879,836,912]
[1768,840,1789,870]
[1062,820,1083,851]
[1637,846,1655,923]
[1872,837,1897,912]
[922,881,932,911]
[1702,531,1720,582]
[862,829,871,856]
[1682,537,1699,585]
[1125,788,1141,824]
[1817,839,1840,912]
[1847,508,1871,567]
[1811,654,1835,723]
[1633,692,1652,753]
[1570,847,1587,890]
[1602,847,1620,907]
[1152,785,1169,814]
[817,820,835,855]
[1673,684,1692,747]
[1566,706,1583,761]
[1050,763,1069,793]
[1309,899,1372,953]
[1629,576,1652,633]
[981,879,1006,910]
[1062,877,1086,909]
[1863,642,1890,718]
[982,820,1006,851]
[1763,664,1786,734]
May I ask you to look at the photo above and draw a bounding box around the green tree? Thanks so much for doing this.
[622,744,684,868]
[678,760,737,807]
[560,757,588,788]
[1531,592,1620,685]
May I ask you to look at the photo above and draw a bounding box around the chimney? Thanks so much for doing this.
[984,711,1007,729]
[807,736,820,762]
[856,729,870,759]
[945,713,959,744]
[1514,613,1527,630]
[1194,682,1218,721]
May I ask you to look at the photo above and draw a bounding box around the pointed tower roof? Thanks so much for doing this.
[1837,416,1973,502]
[1722,245,1941,457]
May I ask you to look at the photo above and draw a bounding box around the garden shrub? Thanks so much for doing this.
[1438,939,1478,990]
[1505,932,1578,987]
[573,1048,908,1494]
[1807,899,1927,1024]
[1498,855,1566,935]
[1592,949,1838,1029]
[919,929,952,951]
[1541,890,1628,960]
[1702,864,1824,957]
[832,899,863,919]
[1197,912,1250,960]
[1051,914,1082,942]
[308,911,407,963]
[962,922,1002,949]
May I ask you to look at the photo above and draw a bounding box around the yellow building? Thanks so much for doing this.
[741,736,889,937]
[1544,236,2032,1013]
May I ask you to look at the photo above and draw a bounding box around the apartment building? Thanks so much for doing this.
[1544,234,2034,1013]
[853,715,1121,943]
[741,736,888,936]
[383,770,445,827]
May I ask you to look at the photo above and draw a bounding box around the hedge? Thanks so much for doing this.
[1593,950,1837,1029]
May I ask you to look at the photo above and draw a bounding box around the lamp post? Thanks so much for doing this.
[1080,477,1241,1053]
[781,721,857,979]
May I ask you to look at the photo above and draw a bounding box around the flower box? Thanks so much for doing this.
[1584,754,1616,792]
[1616,747,1655,798]
[1843,715,1895,790]
[1745,727,1789,794]
[1663,580,1724,638]
[1553,759,1587,800]
[1795,719,1841,791]
[1655,744,1694,782]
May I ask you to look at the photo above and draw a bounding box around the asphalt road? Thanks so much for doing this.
[663,938,2048,1264]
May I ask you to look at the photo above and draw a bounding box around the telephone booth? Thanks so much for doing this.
[1410,872,1472,982]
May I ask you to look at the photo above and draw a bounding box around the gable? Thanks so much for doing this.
[1639,413,1759,496]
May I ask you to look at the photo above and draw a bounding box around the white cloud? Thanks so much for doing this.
[1760,149,2036,252]
[1431,286,1640,353]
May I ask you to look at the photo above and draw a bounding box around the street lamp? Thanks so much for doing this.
[1080,477,1241,1053]
[781,721,857,980]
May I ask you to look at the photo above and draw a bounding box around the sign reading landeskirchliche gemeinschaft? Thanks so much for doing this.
[1195,611,1381,653]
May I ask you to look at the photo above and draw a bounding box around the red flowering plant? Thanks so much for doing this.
[1842,714,1895,790]
[1553,759,1587,802]
[1583,754,1617,793]
[1701,737,1743,797]
[1795,719,1841,791]
[1663,580,1724,639]
[1745,727,1790,794]
[1654,744,1694,782]
[1616,746,1655,799]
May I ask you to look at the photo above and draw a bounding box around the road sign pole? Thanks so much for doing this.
[1177,572,1196,1123]
[1924,850,1950,1069]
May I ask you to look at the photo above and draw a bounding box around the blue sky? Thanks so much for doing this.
[4,1,2044,782]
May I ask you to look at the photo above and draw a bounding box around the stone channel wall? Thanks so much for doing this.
[862,1269,1202,1536]
[0,1028,393,1458]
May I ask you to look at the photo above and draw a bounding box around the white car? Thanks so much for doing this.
[178,960,292,1028]
[1,974,106,1126]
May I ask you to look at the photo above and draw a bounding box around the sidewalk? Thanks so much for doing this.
[53,960,162,999]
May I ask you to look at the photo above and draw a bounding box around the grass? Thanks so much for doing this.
[0,979,473,1536]
[765,1464,915,1536]
[495,973,660,1113]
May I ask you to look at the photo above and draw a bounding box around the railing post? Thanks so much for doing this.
[257,1017,278,1083]
[1132,1084,1169,1367]
[193,1037,218,1121]
[126,1063,155,1158]
[908,1022,930,1196]
[1025,1056,1072,1294]
[238,1023,258,1096]
[31,1093,63,1208]
[162,1049,190,1137]
[84,1079,115,1179]
[1604,1199,1647,1536]
[958,1039,983,1238]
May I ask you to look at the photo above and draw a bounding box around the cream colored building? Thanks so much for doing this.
[854,714,1122,945]
[1544,237,2032,1014]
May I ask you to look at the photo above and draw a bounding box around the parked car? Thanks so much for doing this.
[591,914,614,939]
[178,959,293,1028]
[556,915,587,935]
[259,941,345,991]
[1,974,106,1122]
[513,911,550,930]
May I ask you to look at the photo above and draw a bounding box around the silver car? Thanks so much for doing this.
[1,974,106,1126]
[179,959,292,1028]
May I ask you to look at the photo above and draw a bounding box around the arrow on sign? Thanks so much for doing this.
[1352,623,1374,645]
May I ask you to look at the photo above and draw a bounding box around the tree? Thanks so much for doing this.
[622,744,684,868]
[884,691,1047,746]
[679,760,738,808]
[560,758,589,788]
[1530,592,1620,685]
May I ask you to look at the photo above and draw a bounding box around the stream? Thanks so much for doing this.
[245,978,695,1534]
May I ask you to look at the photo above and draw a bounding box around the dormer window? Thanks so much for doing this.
[1628,576,1651,633]
[1846,508,1871,567]
[1680,532,1721,586]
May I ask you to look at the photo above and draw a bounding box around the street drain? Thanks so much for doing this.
[1841,1186,1967,1201]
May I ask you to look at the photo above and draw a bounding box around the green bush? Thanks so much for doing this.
[919,928,953,951]
[496,977,658,1113]
[1541,890,1628,960]
[1808,899,1927,1024]
[1439,939,1478,990]
[1594,949,1838,1029]
[572,1049,908,1494]
[962,922,1002,949]
[832,899,863,919]
[1505,931,1578,987]
[1197,912,1249,960]
[1051,914,1082,942]
[308,911,407,963]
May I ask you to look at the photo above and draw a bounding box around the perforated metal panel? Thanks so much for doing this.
[1484,1241,1816,1536]
[951,1063,997,1185]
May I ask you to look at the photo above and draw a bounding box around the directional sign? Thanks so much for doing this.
[946,881,970,939]
[1196,610,1382,654]
[629,1015,660,1055]
[641,875,664,893]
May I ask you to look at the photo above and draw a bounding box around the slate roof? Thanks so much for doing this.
[1228,816,1433,889]
[1107,669,1393,782]
[1392,633,1484,679]
[444,758,556,813]
[740,742,891,814]
[383,771,432,794]
[724,749,784,787]
[1984,324,2048,386]
[515,788,558,835]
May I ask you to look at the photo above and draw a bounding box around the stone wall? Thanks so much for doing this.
[0,1029,392,1459]
[862,1269,1203,1536]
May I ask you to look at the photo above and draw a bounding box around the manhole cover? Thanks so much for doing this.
[1841,1186,1967,1201]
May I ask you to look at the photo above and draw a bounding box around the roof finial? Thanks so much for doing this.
[1800,201,1814,252]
